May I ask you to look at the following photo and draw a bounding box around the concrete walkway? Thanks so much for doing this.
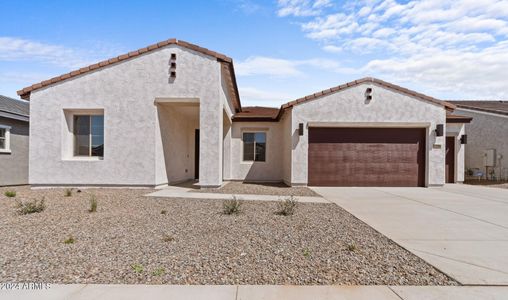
[145,185,328,203]
[2,284,507,300]
[312,184,508,285]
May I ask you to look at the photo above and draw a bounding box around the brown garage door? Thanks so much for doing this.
[308,128,426,187]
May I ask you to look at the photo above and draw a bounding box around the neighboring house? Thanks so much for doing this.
[0,95,29,186]
[449,101,508,180]
[18,38,471,188]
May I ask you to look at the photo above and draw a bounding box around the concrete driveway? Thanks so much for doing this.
[312,184,508,285]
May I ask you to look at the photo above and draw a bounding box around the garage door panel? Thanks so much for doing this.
[308,128,425,187]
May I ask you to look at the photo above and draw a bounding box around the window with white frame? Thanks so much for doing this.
[73,115,104,157]
[243,132,266,162]
[0,125,11,152]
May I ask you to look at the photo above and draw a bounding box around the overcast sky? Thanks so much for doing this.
[1,0,507,106]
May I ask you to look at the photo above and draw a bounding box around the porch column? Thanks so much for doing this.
[198,97,223,187]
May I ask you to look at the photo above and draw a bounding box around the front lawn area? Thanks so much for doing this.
[0,186,456,285]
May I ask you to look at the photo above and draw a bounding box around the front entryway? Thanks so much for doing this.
[445,136,455,183]
[308,127,426,187]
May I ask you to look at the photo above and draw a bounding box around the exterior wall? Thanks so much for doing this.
[454,108,508,178]
[290,83,447,186]
[280,110,292,185]
[446,123,466,182]
[29,45,223,186]
[229,121,283,182]
[0,117,29,186]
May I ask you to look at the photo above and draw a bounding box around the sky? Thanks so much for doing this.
[1,0,508,107]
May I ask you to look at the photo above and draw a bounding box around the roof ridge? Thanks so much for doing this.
[279,77,455,111]
[16,38,238,105]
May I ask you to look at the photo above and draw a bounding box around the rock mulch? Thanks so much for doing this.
[198,182,320,197]
[0,186,457,285]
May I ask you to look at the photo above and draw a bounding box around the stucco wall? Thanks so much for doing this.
[454,108,508,178]
[280,110,292,185]
[290,83,447,186]
[0,117,29,186]
[29,45,223,186]
[229,121,283,182]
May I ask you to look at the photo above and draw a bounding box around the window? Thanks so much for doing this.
[0,125,10,153]
[243,132,266,162]
[74,115,104,157]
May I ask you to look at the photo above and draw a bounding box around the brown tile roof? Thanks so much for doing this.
[17,38,241,111]
[448,101,508,116]
[446,114,472,123]
[232,106,279,121]
[280,77,455,112]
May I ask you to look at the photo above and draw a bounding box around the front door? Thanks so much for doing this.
[194,129,199,180]
[445,136,455,183]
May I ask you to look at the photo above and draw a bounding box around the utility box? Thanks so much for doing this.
[483,149,496,167]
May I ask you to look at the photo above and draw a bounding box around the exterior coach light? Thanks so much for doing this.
[298,123,304,136]
[435,124,444,136]
[460,134,467,144]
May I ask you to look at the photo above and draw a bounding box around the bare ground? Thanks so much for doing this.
[0,186,456,285]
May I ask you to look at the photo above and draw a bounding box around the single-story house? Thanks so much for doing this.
[449,101,508,180]
[17,38,471,188]
[0,95,29,186]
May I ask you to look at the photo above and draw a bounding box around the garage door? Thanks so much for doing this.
[308,128,426,187]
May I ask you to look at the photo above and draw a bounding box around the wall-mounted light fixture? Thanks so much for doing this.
[365,87,372,101]
[298,123,304,136]
[460,134,467,144]
[435,124,444,136]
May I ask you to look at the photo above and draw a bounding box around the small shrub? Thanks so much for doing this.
[276,196,298,216]
[162,234,175,242]
[303,248,311,258]
[64,236,75,244]
[131,264,144,274]
[89,194,97,213]
[346,243,357,252]
[16,197,46,215]
[64,188,72,197]
[152,267,165,276]
[160,210,167,215]
[223,196,242,215]
[4,190,16,197]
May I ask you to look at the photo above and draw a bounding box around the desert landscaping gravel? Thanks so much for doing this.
[199,182,320,197]
[0,186,457,285]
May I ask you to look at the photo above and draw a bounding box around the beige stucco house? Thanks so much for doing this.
[450,101,508,180]
[18,39,471,188]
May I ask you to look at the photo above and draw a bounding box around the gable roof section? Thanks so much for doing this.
[448,101,508,116]
[233,77,456,122]
[0,95,29,121]
[17,38,242,111]
[280,77,455,112]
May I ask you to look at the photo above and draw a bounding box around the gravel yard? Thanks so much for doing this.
[0,186,456,285]
[464,180,508,189]
[199,181,320,197]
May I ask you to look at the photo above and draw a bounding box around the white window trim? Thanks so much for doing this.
[0,124,11,153]
[242,131,267,163]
